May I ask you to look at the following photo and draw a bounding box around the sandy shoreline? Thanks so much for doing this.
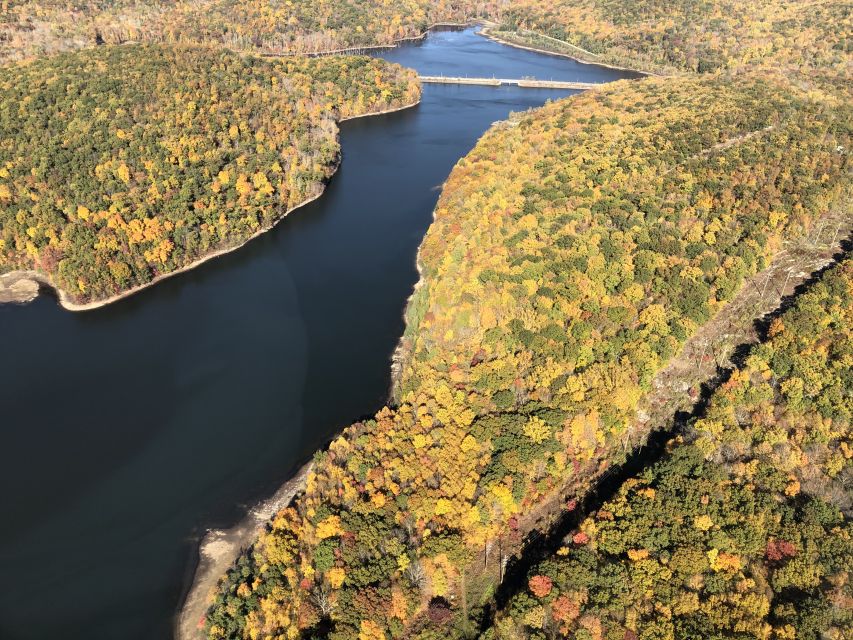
[0,270,41,305]
[176,460,314,640]
[0,97,421,313]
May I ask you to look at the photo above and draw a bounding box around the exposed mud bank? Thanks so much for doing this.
[176,461,314,640]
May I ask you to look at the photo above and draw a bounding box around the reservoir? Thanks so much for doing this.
[0,28,639,640]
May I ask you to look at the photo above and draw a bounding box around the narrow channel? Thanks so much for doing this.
[0,28,639,640]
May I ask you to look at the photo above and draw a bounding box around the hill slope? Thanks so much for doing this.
[490,258,853,640]
[3,0,848,79]
[492,0,851,75]
[0,46,419,305]
[203,73,850,639]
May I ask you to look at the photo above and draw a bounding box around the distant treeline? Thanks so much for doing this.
[2,0,849,79]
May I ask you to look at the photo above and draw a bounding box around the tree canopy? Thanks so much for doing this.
[2,0,846,637]
[494,0,851,76]
[0,45,419,302]
[204,73,850,639]
[2,0,849,80]
[490,258,853,640]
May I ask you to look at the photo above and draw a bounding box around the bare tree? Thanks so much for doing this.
[405,559,426,589]
[311,587,335,618]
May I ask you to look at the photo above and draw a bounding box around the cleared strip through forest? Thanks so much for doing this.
[481,202,852,622]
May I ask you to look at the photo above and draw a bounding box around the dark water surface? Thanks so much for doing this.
[0,28,637,640]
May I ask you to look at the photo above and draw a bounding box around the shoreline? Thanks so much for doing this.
[389,218,428,400]
[256,18,657,78]
[478,26,660,77]
[0,270,41,305]
[259,21,473,58]
[0,190,329,311]
[0,97,421,313]
[388,28,654,397]
[179,22,658,639]
[389,116,524,397]
[176,460,314,640]
[172,97,419,640]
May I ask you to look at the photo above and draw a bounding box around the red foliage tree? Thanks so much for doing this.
[766,539,797,561]
[551,595,580,622]
[427,598,453,625]
[529,574,553,598]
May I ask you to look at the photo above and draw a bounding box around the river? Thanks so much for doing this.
[0,28,639,640]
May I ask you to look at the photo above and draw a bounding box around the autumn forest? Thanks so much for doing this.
[0,0,849,639]
[0,47,418,303]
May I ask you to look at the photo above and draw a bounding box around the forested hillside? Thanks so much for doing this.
[0,46,418,304]
[490,258,853,640]
[3,0,848,78]
[5,0,845,637]
[204,74,850,639]
[0,0,469,62]
[492,0,852,75]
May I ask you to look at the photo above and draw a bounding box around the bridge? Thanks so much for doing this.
[418,75,602,90]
